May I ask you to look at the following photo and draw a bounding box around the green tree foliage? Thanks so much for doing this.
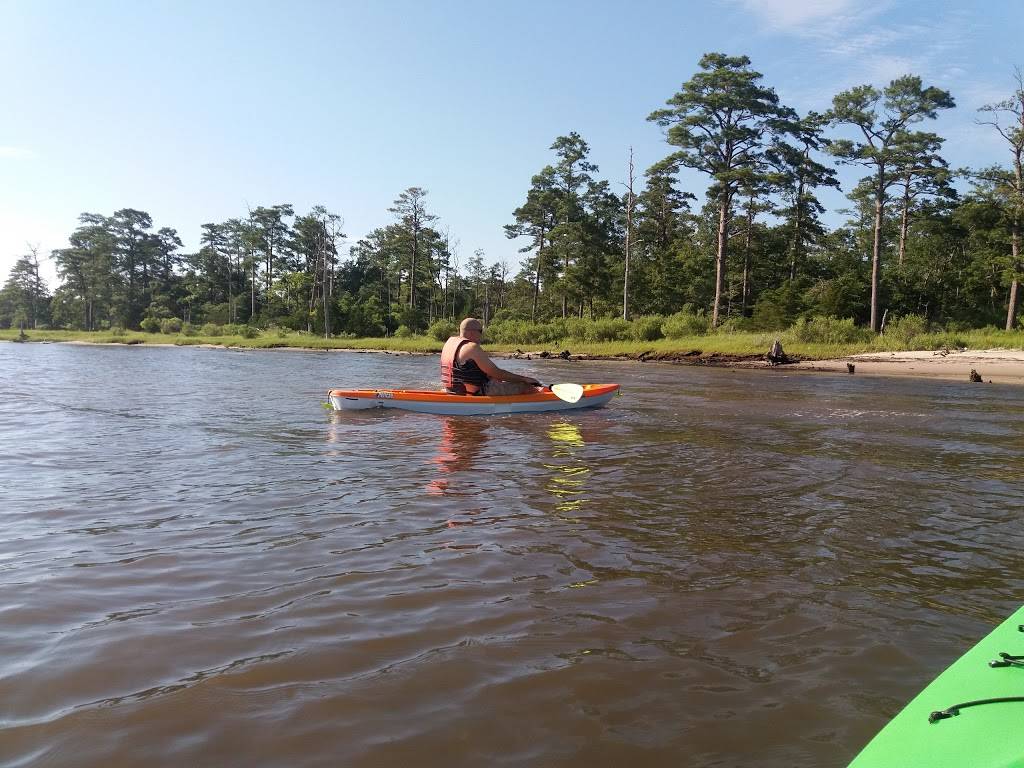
[505,165,560,321]
[766,111,840,282]
[977,70,1024,329]
[388,187,437,315]
[506,133,622,321]
[631,158,696,315]
[828,75,955,331]
[648,53,793,327]
[0,248,50,329]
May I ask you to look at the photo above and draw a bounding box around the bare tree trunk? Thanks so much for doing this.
[561,260,568,319]
[410,221,418,311]
[1008,224,1020,330]
[712,191,731,327]
[789,167,806,282]
[623,147,635,321]
[228,250,235,324]
[498,262,508,311]
[532,233,543,323]
[307,241,320,333]
[870,176,886,333]
[265,242,272,308]
[324,245,332,338]
[1008,131,1023,329]
[741,196,753,316]
[898,177,911,268]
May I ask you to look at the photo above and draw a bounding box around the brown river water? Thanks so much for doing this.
[1,343,1023,767]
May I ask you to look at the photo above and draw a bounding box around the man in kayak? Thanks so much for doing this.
[441,318,541,395]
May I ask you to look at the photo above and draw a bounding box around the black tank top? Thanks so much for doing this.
[451,340,489,392]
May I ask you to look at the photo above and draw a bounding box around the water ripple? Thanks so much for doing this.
[1,344,1023,767]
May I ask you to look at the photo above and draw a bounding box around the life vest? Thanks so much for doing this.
[441,337,489,394]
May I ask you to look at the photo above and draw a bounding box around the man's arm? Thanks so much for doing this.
[464,344,540,386]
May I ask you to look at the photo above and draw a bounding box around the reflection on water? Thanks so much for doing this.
[545,421,590,518]
[1,343,1024,768]
[426,417,490,498]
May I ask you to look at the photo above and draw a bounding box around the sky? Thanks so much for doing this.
[1,0,1021,287]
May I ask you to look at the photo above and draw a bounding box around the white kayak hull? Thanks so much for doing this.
[327,384,619,416]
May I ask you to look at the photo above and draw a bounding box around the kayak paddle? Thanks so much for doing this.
[547,383,584,403]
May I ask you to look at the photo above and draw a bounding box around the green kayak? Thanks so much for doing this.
[849,604,1024,768]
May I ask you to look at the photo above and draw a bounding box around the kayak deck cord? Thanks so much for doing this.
[930,696,1024,723]
[989,651,1024,668]
[929,626,1024,723]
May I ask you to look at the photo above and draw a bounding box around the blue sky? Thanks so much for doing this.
[1,0,1021,286]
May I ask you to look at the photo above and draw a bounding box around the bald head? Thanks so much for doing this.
[460,318,483,336]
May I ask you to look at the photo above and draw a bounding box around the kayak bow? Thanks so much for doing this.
[849,604,1024,768]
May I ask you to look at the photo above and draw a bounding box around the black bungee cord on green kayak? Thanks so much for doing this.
[928,626,1024,723]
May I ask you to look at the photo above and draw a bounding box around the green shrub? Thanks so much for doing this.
[222,323,255,337]
[713,317,751,334]
[884,313,929,344]
[428,319,458,341]
[109,326,127,337]
[397,307,426,333]
[585,318,631,342]
[181,323,199,337]
[556,318,591,341]
[750,283,806,330]
[662,310,710,338]
[201,323,223,337]
[915,331,968,350]
[630,315,664,341]
[394,324,414,338]
[944,320,973,334]
[486,320,559,345]
[160,317,182,334]
[140,317,161,333]
[788,315,870,344]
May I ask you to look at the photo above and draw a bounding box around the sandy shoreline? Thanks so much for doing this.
[786,349,1024,386]
[558,347,1024,386]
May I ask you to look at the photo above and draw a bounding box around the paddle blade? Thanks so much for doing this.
[550,383,584,403]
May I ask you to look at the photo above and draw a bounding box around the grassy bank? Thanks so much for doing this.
[3,326,1023,359]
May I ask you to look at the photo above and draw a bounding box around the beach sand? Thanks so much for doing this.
[793,349,1024,386]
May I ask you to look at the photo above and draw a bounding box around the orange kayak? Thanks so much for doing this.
[327,383,619,415]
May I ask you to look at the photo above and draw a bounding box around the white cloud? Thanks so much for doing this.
[727,1,975,90]
[728,0,888,36]
[0,146,35,159]
[860,54,919,85]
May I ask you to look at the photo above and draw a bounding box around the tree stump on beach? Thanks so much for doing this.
[766,339,789,366]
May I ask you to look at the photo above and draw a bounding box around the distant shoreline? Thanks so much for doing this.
[6,336,1023,386]
[568,348,1024,385]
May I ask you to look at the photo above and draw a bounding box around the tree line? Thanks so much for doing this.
[3,54,1023,336]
